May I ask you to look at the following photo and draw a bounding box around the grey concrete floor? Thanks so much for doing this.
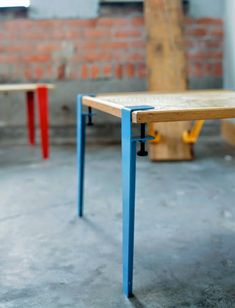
[0,137,235,307]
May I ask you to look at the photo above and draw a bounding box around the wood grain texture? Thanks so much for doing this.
[148,121,193,161]
[0,84,54,92]
[83,90,235,123]
[221,119,235,146]
[145,0,187,91]
[145,0,190,160]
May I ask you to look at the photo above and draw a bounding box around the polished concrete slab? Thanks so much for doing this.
[0,137,235,307]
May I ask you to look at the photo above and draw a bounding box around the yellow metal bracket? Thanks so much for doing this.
[148,123,161,144]
[148,120,205,145]
[183,120,205,144]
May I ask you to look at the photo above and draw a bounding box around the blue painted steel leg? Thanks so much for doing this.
[77,95,86,217]
[122,108,137,297]
[121,105,154,297]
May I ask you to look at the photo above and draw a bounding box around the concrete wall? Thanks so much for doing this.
[29,0,99,19]
[189,0,224,18]
[29,0,224,20]
[224,0,235,90]
[28,0,225,19]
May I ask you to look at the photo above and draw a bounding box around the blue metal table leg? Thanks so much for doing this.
[121,105,154,297]
[77,95,86,217]
[122,108,137,297]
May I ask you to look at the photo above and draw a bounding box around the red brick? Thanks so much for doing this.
[127,53,145,62]
[193,63,204,77]
[24,55,51,63]
[126,63,135,78]
[137,63,147,78]
[36,43,60,53]
[186,28,208,37]
[205,40,222,48]
[187,51,222,61]
[84,29,111,39]
[78,42,99,49]
[131,17,144,26]
[204,63,214,76]
[210,29,224,37]
[81,65,88,80]
[103,64,112,78]
[34,66,44,80]
[114,30,143,39]
[66,19,97,28]
[115,64,123,79]
[105,42,129,49]
[109,18,131,26]
[97,18,114,27]
[196,18,223,26]
[214,63,223,77]
[91,65,99,79]
[24,67,33,80]
[129,41,146,49]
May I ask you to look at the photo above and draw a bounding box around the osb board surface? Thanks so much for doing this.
[0,84,54,92]
[83,90,235,123]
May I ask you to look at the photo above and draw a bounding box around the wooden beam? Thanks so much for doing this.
[221,119,235,146]
[145,0,192,160]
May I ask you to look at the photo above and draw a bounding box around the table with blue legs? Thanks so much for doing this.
[77,90,235,297]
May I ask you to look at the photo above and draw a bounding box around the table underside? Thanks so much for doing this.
[83,90,235,123]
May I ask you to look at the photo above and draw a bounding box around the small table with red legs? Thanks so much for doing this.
[0,84,54,159]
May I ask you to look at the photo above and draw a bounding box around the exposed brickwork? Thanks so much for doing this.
[0,15,223,82]
[185,17,224,79]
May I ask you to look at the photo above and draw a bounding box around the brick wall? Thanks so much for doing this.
[0,15,223,84]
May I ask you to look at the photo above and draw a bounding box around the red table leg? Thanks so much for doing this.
[26,91,35,145]
[37,86,49,159]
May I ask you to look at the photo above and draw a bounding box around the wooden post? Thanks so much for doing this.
[145,0,193,160]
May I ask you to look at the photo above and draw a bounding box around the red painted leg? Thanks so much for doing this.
[26,91,35,145]
[37,86,49,159]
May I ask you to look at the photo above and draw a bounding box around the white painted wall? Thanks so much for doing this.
[189,0,224,18]
[29,0,99,19]
[29,0,224,20]
[224,0,235,89]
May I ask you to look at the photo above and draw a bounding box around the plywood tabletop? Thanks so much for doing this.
[82,90,235,123]
[0,83,54,92]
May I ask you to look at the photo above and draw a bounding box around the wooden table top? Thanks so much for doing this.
[83,90,235,123]
[0,83,54,93]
